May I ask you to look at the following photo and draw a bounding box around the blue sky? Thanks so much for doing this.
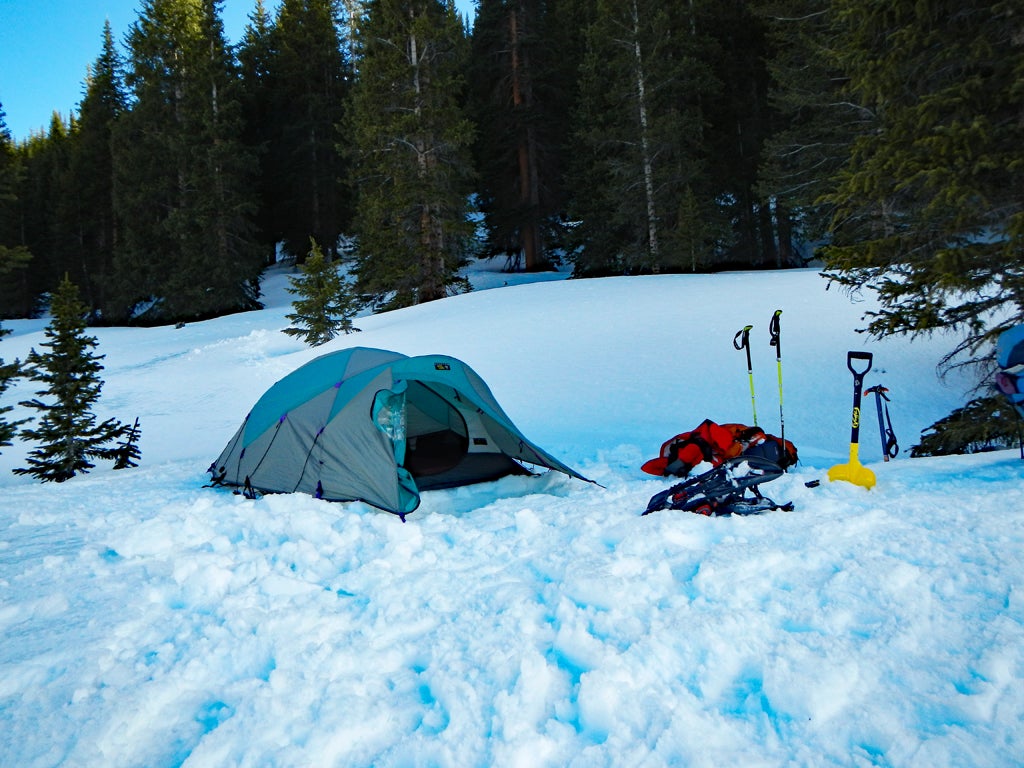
[0,0,474,143]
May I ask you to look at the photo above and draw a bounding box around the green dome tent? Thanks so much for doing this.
[208,347,589,518]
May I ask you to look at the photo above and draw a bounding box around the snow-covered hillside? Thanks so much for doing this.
[1,265,1022,767]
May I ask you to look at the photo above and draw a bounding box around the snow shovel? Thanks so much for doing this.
[828,351,876,489]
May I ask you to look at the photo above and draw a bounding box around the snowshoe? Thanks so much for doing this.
[642,455,792,517]
[716,496,794,516]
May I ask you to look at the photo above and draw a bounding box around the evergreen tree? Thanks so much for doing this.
[0,103,34,318]
[0,320,25,453]
[537,0,593,257]
[14,26,128,318]
[112,0,185,316]
[48,114,86,296]
[168,0,265,317]
[69,21,127,314]
[567,0,721,275]
[468,0,563,270]
[700,0,778,267]
[113,0,264,323]
[283,237,361,345]
[911,396,1022,457]
[265,0,353,260]
[238,0,279,263]
[17,114,80,310]
[754,0,864,261]
[112,417,143,469]
[349,0,475,308]
[14,276,129,482]
[823,1,1024,357]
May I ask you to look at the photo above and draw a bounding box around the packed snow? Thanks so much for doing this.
[1,263,1022,767]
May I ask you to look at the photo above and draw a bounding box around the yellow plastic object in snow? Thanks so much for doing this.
[829,351,876,489]
[828,441,876,489]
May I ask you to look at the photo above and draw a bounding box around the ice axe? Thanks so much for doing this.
[769,309,785,466]
[828,351,876,489]
[865,384,899,462]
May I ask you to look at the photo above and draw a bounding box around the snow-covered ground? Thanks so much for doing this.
[1,263,1022,767]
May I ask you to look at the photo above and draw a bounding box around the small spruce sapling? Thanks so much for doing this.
[282,237,361,346]
[14,276,132,482]
[113,416,142,470]
[0,320,25,453]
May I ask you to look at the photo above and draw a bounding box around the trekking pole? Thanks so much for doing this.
[865,385,899,461]
[769,310,785,462]
[734,324,758,426]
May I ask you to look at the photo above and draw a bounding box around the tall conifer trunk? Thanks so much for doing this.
[510,4,542,270]
[350,0,473,308]
[630,0,659,264]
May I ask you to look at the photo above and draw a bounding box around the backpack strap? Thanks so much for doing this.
[663,433,715,476]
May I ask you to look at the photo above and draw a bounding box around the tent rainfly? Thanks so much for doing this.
[208,347,590,519]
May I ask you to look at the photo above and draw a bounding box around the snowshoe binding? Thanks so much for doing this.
[642,455,793,516]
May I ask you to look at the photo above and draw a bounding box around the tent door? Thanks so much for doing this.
[397,380,532,491]
[403,381,470,477]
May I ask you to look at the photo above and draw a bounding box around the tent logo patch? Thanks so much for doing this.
[434,363,451,371]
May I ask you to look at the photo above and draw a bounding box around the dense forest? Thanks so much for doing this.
[0,1,1021,389]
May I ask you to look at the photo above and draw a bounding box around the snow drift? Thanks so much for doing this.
[1,265,1022,767]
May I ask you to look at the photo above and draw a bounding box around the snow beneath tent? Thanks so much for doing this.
[1,262,1022,767]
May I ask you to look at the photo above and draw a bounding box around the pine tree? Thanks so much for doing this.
[111,0,183,318]
[911,396,1022,457]
[823,0,1024,354]
[283,238,361,345]
[165,0,265,318]
[265,0,353,260]
[238,0,279,264]
[349,0,476,308]
[754,0,863,259]
[818,1,1024,449]
[700,0,778,268]
[16,114,79,311]
[567,0,721,275]
[14,26,128,318]
[0,103,36,318]
[0,320,25,453]
[112,417,143,469]
[70,21,127,314]
[113,0,264,323]
[537,0,593,259]
[468,0,563,271]
[15,276,129,482]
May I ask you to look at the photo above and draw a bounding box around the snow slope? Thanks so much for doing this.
[1,265,1022,767]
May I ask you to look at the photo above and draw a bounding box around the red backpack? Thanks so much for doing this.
[642,419,797,477]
